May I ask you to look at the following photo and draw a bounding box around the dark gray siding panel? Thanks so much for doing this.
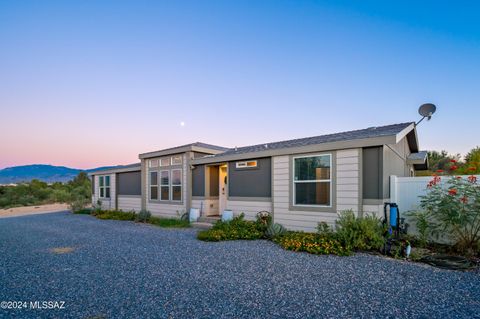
[209,166,219,196]
[362,147,383,199]
[228,158,271,197]
[192,165,205,197]
[117,171,141,196]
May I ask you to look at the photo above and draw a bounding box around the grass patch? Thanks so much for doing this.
[95,210,136,221]
[86,209,190,228]
[73,208,93,215]
[149,216,190,228]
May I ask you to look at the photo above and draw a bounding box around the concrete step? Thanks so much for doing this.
[197,216,221,224]
[191,222,214,229]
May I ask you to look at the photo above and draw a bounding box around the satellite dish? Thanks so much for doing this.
[416,103,436,125]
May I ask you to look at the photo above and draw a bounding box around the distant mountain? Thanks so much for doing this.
[0,164,116,184]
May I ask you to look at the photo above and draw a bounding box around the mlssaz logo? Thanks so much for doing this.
[30,301,66,309]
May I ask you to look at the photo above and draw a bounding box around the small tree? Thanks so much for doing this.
[414,168,480,255]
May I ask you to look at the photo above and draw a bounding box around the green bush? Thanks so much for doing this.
[135,209,152,223]
[149,216,190,228]
[96,210,136,221]
[334,210,384,251]
[197,213,265,241]
[274,232,350,256]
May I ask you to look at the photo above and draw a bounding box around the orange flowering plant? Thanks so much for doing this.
[416,168,480,254]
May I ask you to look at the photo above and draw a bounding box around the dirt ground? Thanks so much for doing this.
[0,203,70,218]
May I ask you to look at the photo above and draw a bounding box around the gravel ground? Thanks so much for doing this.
[0,212,479,319]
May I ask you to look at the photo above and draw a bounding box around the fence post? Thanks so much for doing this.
[390,175,398,203]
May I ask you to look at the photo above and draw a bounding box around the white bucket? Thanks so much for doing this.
[222,210,234,222]
[189,208,200,222]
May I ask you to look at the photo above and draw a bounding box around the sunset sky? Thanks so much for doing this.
[1,1,479,169]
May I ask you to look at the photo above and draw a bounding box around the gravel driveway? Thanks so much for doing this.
[0,212,479,319]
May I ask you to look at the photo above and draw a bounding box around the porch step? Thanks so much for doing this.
[191,222,214,230]
[197,216,221,224]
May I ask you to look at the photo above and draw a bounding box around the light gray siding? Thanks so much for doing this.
[383,137,413,197]
[92,173,116,210]
[272,149,361,232]
[118,195,141,212]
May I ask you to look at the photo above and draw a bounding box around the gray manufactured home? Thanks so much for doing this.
[89,122,427,232]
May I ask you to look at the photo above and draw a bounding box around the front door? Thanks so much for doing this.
[218,165,228,214]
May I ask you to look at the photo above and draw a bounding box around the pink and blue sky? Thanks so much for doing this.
[1,1,479,169]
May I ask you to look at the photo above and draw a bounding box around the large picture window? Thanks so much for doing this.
[160,170,170,201]
[150,172,158,200]
[99,175,111,199]
[171,169,182,201]
[293,154,331,206]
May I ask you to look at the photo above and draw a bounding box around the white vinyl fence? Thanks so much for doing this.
[390,175,479,213]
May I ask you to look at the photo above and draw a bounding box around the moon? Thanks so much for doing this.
[180,122,185,127]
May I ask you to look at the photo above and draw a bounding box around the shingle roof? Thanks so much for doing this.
[211,122,414,158]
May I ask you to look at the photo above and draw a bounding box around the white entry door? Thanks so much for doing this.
[218,165,228,215]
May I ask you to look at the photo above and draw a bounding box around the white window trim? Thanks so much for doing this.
[171,168,182,202]
[171,155,183,165]
[160,170,170,201]
[236,160,257,169]
[149,159,159,168]
[159,158,170,167]
[149,171,158,200]
[99,175,111,199]
[292,153,332,208]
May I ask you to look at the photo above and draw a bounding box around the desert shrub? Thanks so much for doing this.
[412,174,480,255]
[96,210,136,221]
[274,232,350,256]
[135,209,152,223]
[197,213,265,241]
[334,210,384,251]
[265,223,287,239]
[149,216,190,228]
[406,210,431,248]
[317,222,334,236]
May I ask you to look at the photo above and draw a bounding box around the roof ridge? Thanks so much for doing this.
[229,122,414,151]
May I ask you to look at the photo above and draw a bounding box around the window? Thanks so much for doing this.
[160,170,170,200]
[171,155,182,165]
[160,158,170,167]
[293,154,331,206]
[150,172,158,200]
[236,160,257,169]
[149,159,159,168]
[171,169,182,201]
[99,175,111,199]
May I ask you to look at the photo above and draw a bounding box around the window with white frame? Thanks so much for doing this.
[160,158,170,167]
[99,175,111,199]
[236,160,257,169]
[150,172,158,200]
[160,170,170,200]
[171,169,182,201]
[171,155,182,165]
[149,159,159,168]
[293,154,331,206]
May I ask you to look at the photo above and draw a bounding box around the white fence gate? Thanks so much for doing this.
[390,175,479,213]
